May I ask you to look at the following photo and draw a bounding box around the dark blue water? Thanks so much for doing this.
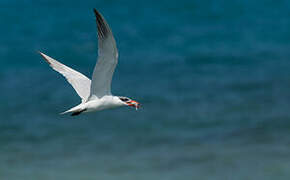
[2,0,290,179]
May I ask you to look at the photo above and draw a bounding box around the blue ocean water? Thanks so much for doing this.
[1,0,290,179]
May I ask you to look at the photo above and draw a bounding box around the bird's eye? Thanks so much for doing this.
[119,97,130,102]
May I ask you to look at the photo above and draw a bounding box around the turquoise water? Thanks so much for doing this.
[1,0,290,179]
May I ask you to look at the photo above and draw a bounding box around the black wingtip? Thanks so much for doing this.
[93,8,98,15]
[93,8,110,39]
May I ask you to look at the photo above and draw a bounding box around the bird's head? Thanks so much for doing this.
[118,96,140,110]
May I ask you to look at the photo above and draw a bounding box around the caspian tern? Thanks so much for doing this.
[39,9,140,116]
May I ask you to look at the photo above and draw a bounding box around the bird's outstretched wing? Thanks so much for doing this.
[89,9,118,99]
[39,52,91,103]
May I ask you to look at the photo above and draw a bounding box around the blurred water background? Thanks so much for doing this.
[1,0,290,179]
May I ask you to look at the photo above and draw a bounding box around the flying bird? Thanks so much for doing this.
[39,9,140,116]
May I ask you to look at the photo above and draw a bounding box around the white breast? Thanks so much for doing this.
[85,96,123,112]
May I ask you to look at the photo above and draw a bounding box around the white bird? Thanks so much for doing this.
[39,9,140,116]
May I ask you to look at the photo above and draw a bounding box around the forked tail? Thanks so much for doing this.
[60,104,87,116]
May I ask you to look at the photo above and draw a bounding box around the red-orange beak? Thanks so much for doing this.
[126,100,140,110]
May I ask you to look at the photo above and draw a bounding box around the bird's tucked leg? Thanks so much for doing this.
[71,109,87,116]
